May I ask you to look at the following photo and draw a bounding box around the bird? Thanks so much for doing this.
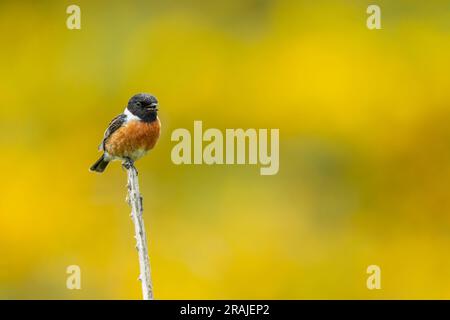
[90,93,161,173]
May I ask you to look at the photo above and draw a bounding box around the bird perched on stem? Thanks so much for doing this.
[90,93,161,173]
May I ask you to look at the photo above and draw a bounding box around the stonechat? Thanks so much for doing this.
[90,93,161,173]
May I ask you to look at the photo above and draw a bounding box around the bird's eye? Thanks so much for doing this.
[136,102,142,107]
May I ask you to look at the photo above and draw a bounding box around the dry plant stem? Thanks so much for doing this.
[125,160,154,300]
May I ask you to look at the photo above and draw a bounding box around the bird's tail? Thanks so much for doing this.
[90,154,110,173]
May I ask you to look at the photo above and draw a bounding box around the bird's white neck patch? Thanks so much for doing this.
[124,108,141,121]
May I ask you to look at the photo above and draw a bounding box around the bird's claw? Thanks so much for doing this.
[122,158,138,175]
[122,158,133,170]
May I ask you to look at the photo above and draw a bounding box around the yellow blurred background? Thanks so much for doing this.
[1,0,450,299]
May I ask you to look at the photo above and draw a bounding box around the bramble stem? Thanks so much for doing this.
[125,161,153,300]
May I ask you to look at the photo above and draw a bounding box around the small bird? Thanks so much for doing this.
[90,93,161,173]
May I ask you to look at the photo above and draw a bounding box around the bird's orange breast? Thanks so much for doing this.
[105,118,161,159]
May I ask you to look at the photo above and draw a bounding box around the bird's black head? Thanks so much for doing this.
[127,93,159,122]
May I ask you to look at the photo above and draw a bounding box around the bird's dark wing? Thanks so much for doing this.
[99,114,127,151]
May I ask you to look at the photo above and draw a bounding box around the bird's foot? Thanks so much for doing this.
[122,158,138,174]
[122,158,134,170]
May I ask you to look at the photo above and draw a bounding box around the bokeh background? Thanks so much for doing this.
[1,0,450,299]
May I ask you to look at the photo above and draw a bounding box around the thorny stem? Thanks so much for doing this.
[125,160,153,300]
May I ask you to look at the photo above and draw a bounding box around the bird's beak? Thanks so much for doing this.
[147,103,158,111]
